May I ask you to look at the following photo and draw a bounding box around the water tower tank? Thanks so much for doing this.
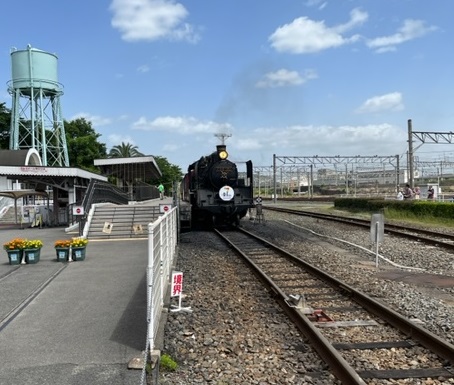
[8,44,69,167]
[10,44,61,94]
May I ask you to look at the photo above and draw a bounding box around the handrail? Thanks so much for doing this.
[67,179,130,232]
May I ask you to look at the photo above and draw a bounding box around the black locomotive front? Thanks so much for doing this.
[182,145,254,227]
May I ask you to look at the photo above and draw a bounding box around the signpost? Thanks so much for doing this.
[370,213,384,268]
[170,271,192,313]
[73,206,85,236]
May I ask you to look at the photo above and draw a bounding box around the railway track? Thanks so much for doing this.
[265,206,454,251]
[215,227,454,384]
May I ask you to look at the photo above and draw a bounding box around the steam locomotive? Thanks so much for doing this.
[181,145,254,227]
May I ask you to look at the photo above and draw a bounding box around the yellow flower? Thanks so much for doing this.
[24,239,43,249]
[71,237,88,247]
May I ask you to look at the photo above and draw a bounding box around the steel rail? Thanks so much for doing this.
[216,227,454,383]
[265,206,454,251]
[214,228,367,385]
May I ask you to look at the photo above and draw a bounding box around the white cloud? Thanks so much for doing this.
[108,133,136,147]
[137,64,150,73]
[367,19,437,53]
[70,112,112,126]
[269,8,368,54]
[132,115,233,134]
[162,143,184,152]
[233,137,264,151]
[110,0,200,43]
[356,92,404,114]
[305,0,327,10]
[237,123,405,157]
[255,68,317,88]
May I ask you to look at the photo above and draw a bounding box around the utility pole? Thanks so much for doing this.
[408,119,414,188]
[214,133,232,145]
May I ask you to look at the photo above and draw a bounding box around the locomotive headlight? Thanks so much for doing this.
[219,150,228,160]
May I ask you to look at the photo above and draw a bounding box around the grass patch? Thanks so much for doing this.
[160,353,178,372]
[323,206,372,220]
[292,202,454,228]
[322,205,454,228]
[384,208,454,228]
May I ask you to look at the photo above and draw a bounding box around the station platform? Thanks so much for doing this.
[0,200,176,384]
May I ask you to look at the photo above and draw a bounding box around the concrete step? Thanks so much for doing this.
[87,204,162,239]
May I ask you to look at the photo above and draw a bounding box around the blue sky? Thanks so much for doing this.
[1,0,453,170]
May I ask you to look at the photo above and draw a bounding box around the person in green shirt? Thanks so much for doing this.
[158,183,164,200]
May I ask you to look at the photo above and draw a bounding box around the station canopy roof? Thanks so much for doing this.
[0,149,107,190]
[0,150,161,194]
[94,156,162,182]
[0,189,48,200]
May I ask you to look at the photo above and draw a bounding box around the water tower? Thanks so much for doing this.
[8,44,69,167]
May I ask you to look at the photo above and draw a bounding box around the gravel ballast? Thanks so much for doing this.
[158,210,454,385]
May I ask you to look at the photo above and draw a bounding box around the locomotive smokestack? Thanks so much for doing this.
[217,144,226,153]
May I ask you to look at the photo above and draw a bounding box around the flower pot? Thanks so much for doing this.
[6,250,23,265]
[72,247,86,261]
[55,247,70,262]
[24,248,41,264]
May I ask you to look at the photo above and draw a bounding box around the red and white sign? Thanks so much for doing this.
[169,270,192,312]
[159,204,172,213]
[73,206,84,216]
[171,271,183,297]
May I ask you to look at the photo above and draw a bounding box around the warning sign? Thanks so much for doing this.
[171,271,183,297]
[73,206,84,216]
[133,224,143,234]
[170,271,192,313]
[103,222,113,234]
[159,204,172,214]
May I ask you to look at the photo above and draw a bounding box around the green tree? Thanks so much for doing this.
[108,142,144,158]
[152,155,183,193]
[64,118,107,172]
[0,103,11,149]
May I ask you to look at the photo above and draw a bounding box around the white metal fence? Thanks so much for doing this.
[141,207,178,384]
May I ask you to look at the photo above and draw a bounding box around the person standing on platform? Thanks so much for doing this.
[158,183,165,200]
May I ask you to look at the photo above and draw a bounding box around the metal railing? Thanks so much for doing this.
[81,179,129,212]
[142,207,178,384]
[68,179,130,232]
[134,181,160,201]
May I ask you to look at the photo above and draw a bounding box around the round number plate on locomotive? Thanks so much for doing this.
[219,185,235,201]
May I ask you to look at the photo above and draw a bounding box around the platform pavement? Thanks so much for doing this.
[0,220,152,384]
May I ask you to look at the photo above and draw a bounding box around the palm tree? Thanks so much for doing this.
[108,142,144,158]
